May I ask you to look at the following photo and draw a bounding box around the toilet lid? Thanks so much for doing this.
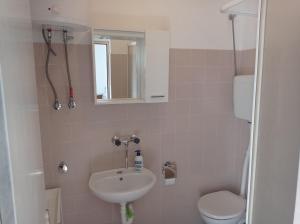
[198,191,246,220]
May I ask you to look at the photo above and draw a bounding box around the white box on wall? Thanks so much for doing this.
[144,30,170,103]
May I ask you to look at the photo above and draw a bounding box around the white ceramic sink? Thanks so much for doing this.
[89,167,156,203]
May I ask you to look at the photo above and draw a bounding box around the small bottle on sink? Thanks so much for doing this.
[134,149,143,172]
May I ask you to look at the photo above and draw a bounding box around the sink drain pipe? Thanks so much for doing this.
[120,203,134,224]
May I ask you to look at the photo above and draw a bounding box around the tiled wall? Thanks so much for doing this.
[34,43,255,224]
[238,49,256,75]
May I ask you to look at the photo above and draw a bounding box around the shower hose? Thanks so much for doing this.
[63,30,76,109]
[42,28,61,110]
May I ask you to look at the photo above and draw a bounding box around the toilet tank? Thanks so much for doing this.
[233,75,255,122]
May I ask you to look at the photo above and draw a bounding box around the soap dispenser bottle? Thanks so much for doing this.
[134,149,143,172]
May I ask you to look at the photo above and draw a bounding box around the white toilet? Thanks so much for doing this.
[197,75,254,224]
[198,190,246,224]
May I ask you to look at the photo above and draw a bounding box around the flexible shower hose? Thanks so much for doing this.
[63,30,76,109]
[63,31,72,94]
[42,28,60,110]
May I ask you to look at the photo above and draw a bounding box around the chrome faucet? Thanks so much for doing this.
[112,135,140,169]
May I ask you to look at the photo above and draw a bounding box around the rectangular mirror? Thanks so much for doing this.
[92,29,145,104]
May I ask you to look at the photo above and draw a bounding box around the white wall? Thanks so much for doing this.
[236,16,258,50]
[90,0,258,50]
[250,0,300,223]
[0,0,46,223]
[30,0,258,50]
[30,0,89,28]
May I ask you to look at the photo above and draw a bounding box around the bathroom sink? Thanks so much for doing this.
[89,167,156,203]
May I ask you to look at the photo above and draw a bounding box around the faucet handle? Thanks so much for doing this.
[131,134,140,144]
[112,136,121,146]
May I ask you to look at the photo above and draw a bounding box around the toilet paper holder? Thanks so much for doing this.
[162,161,177,179]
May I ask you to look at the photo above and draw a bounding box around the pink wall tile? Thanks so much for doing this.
[237,49,256,75]
[34,44,255,224]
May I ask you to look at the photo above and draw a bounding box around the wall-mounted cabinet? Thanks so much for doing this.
[144,31,169,103]
[92,29,170,105]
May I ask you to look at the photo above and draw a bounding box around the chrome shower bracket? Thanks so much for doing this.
[58,161,68,174]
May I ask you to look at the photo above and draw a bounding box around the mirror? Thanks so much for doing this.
[92,29,145,103]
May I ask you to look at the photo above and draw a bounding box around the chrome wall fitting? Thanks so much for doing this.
[162,161,177,186]
[58,161,68,174]
[54,99,62,111]
[68,96,76,109]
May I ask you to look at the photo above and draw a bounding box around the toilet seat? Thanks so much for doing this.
[198,191,246,220]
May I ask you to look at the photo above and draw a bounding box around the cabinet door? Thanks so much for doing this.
[145,30,170,103]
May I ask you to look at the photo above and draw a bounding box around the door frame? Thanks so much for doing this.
[246,0,267,223]
[0,65,17,224]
